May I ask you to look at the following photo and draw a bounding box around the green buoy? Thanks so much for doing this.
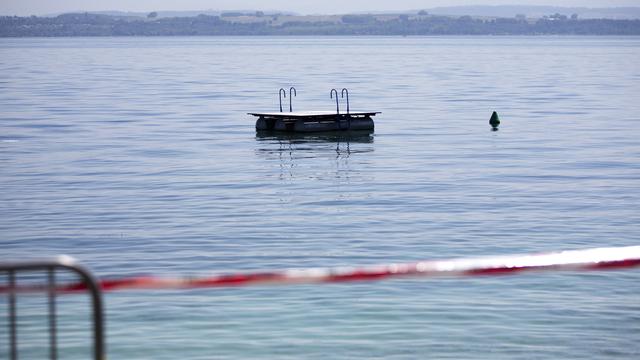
[489,111,500,130]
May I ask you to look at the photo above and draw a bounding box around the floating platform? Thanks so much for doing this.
[250,111,380,133]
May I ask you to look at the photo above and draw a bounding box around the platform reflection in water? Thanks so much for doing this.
[255,130,375,181]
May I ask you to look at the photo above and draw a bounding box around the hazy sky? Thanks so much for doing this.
[2,0,639,16]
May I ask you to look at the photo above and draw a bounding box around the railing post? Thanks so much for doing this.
[48,267,57,360]
[9,270,17,360]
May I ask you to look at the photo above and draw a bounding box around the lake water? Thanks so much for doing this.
[1,36,639,359]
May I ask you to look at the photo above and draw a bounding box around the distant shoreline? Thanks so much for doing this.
[2,12,640,37]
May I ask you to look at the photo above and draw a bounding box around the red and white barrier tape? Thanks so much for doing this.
[2,246,640,294]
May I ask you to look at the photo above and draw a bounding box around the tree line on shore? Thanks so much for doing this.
[1,12,639,37]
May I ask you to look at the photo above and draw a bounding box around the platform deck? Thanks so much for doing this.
[248,111,380,119]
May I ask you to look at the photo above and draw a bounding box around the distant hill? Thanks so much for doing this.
[2,11,640,37]
[42,10,295,19]
[20,6,640,20]
[423,6,640,20]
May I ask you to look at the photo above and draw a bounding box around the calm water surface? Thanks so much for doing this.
[1,36,640,359]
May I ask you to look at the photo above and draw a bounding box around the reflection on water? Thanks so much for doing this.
[255,130,375,158]
[255,131,375,181]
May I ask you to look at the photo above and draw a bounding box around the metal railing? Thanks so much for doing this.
[0,256,105,360]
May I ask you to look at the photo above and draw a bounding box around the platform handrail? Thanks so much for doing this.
[330,89,339,114]
[341,88,350,114]
[0,256,105,360]
[278,88,286,112]
[289,87,296,112]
